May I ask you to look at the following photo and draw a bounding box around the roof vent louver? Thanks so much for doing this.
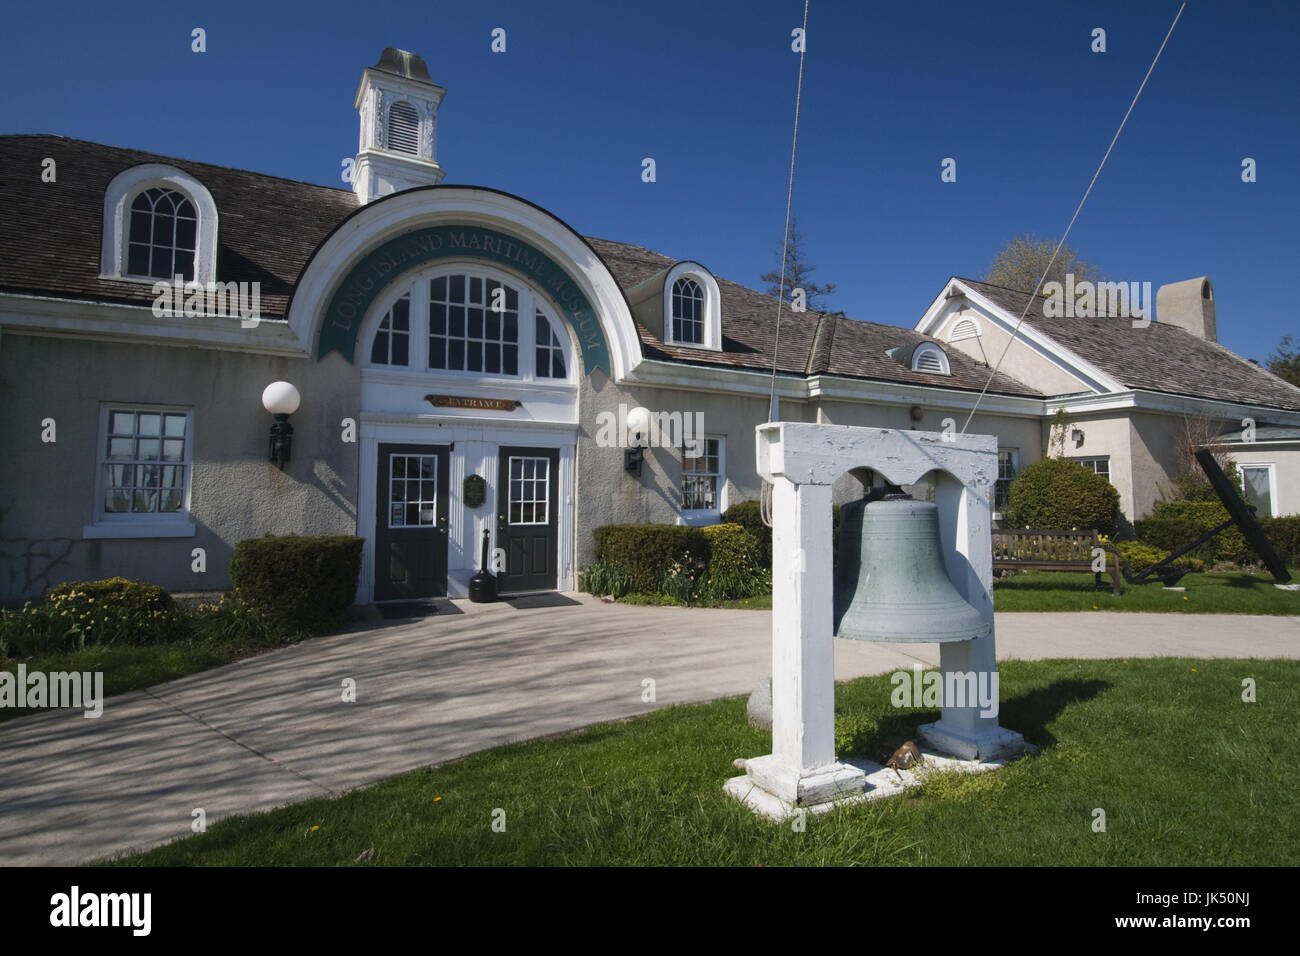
[387,102,421,155]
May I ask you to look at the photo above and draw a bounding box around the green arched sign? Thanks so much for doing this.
[317,224,611,375]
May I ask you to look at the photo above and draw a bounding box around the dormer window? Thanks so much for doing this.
[671,277,704,345]
[386,101,421,154]
[128,188,197,280]
[101,164,218,285]
[662,262,721,350]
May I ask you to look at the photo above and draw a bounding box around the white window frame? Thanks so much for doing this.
[1240,462,1278,518]
[994,448,1019,516]
[101,164,218,285]
[663,261,722,350]
[506,455,551,526]
[1073,456,1112,482]
[84,404,196,539]
[359,263,575,385]
[679,435,725,525]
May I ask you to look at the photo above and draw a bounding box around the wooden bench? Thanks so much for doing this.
[992,528,1122,595]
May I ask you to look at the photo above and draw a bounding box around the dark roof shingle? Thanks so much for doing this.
[959,278,1300,412]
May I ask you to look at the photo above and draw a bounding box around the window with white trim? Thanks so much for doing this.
[535,310,567,378]
[508,456,550,524]
[85,406,195,538]
[1241,464,1276,517]
[662,262,721,350]
[1074,457,1111,483]
[128,188,197,280]
[682,437,723,513]
[101,164,218,285]
[671,277,704,345]
[370,293,411,366]
[362,266,572,382]
[995,448,1019,510]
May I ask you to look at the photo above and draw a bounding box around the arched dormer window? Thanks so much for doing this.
[912,343,951,375]
[128,188,197,280]
[662,262,721,350]
[671,277,704,344]
[387,101,421,154]
[101,164,218,284]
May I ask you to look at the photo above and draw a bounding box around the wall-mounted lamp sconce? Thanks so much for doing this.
[624,405,651,476]
[262,381,301,470]
[1071,426,1085,448]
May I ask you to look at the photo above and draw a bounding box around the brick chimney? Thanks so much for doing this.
[1156,277,1216,341]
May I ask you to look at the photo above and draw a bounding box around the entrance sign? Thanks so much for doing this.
[424,394,521,412]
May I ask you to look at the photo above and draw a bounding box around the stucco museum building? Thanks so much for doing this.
[3,49,1298,605]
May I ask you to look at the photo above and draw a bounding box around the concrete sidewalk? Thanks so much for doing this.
[1,597,1297,866]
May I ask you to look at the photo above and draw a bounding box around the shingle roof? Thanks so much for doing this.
[586,237,1039,397]
[958,278,1300,412]
[0,134,359,317]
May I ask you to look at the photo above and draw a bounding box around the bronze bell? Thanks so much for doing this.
[834,495,991,643]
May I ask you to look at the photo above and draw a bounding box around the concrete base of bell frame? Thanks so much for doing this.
[918,720,1028,762]
[725,742,1037,822]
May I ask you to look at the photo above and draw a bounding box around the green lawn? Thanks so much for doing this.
[107,657,1300,866]
[993,569,1300,613]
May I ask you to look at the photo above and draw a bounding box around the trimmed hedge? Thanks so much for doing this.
[1260,515,1300,566]
[697,523,770,601]
[230,535,363,634]
[591,524,708,594]
[721,501,770,567]
[1113,541,1203,576]
[1135,500,1248,565]
[1004,457,1121,536]
[721,499,842,570]
[587,522,769,603]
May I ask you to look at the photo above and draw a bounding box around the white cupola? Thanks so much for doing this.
[352,48,446,204]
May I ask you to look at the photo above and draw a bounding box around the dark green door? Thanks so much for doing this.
[375,443,450,600]
[496,446,559,593]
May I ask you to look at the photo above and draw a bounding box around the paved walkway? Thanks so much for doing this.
[1,596,1297,865]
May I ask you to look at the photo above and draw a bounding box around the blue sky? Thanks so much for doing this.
[2,0,1295,362]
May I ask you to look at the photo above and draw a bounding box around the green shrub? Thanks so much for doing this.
[1260,515,1300,566]
[578,561,638,598]
[230,535,363,634]
[1003,457,1121,535]
[190,596,283,645]
[1113,541,1203,576]
[0,578,189,657]
[697,523,770,601]
[722,499,841,570]
[722,501,771,567]
[1136,500,1248,565]
[591,524,708,593]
